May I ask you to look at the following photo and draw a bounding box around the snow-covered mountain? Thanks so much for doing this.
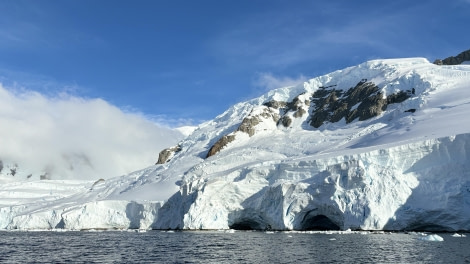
[1,55,470,231]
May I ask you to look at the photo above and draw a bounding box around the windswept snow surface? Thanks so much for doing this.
[175,126,197,137]
[1,58,470,230]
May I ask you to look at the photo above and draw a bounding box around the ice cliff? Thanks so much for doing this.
[1,57,470,231]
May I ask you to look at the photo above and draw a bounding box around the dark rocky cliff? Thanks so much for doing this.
[204,79,412,158]
[434,49,470,65]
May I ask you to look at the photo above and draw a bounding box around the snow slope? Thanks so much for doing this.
[1,57,470,231]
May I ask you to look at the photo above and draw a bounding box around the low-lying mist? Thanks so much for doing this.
[0,84,184,181]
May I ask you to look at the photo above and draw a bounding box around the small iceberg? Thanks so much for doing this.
[417,234,444,242]
[451,233,466,237]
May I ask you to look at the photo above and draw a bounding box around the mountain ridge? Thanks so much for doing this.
[151,56,470,231]
[1,55,470,231]
[434,49,470,65]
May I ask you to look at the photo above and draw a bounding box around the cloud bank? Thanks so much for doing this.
[254,72,307,91]
[0,84,183,181]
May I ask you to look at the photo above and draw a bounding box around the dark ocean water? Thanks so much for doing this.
[0,230,469,263]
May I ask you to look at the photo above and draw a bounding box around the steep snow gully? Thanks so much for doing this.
[1,56,470,231]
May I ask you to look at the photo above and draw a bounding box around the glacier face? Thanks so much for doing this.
[1,57,470,231]
[155,134,470,231]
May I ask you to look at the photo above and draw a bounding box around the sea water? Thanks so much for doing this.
[0,230,469,263]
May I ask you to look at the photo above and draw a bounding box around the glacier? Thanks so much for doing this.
[1,57,470,231]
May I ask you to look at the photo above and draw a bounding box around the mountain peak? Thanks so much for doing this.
[2,56,470,231]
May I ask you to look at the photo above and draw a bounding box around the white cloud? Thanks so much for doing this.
[147,114,203,129]
[254,72,307,92]
[0,84,183,181]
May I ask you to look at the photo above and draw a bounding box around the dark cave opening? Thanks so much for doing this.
[301,214,341,231]
[229,219,265,230]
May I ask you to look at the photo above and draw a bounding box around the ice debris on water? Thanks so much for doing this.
[417,234,444,242]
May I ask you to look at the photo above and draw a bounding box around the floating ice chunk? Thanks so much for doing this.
[452,233,466,237]
[417,234,444,241]
[219,229,235,233]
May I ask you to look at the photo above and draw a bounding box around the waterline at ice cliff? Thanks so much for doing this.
[1,56,470,231]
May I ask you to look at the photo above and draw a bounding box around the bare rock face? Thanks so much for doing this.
[0,162,19,177]
[236,116,261,136]
[207,107,280,157]
[309,80,410,128]
[239,108,281,133]
[264,94,310,128]
[434,49,470,65]
[279,115,292,127]
[288,94,309,118]
[156,145,182,164]
[206,79,411,158]
[293,108,306,118]
[206,135,236,158]
[347,93,387,122]
[263,100,287,109]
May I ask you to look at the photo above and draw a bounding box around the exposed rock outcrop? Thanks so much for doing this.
[206,107,281,158]
[263,100,287,109]
[206,77,414,157]
[263,94,310,128]
[206,135,236,158]
[279,115,292,127]
[206,80,412,157]
[156,145,182,164]
[309,80,410,128]
[434,49,470,65]
[287,94,309,118]
[236,108,280,136]
[236,117,260,136]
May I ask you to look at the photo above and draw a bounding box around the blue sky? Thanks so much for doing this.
[0,0,469,126]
